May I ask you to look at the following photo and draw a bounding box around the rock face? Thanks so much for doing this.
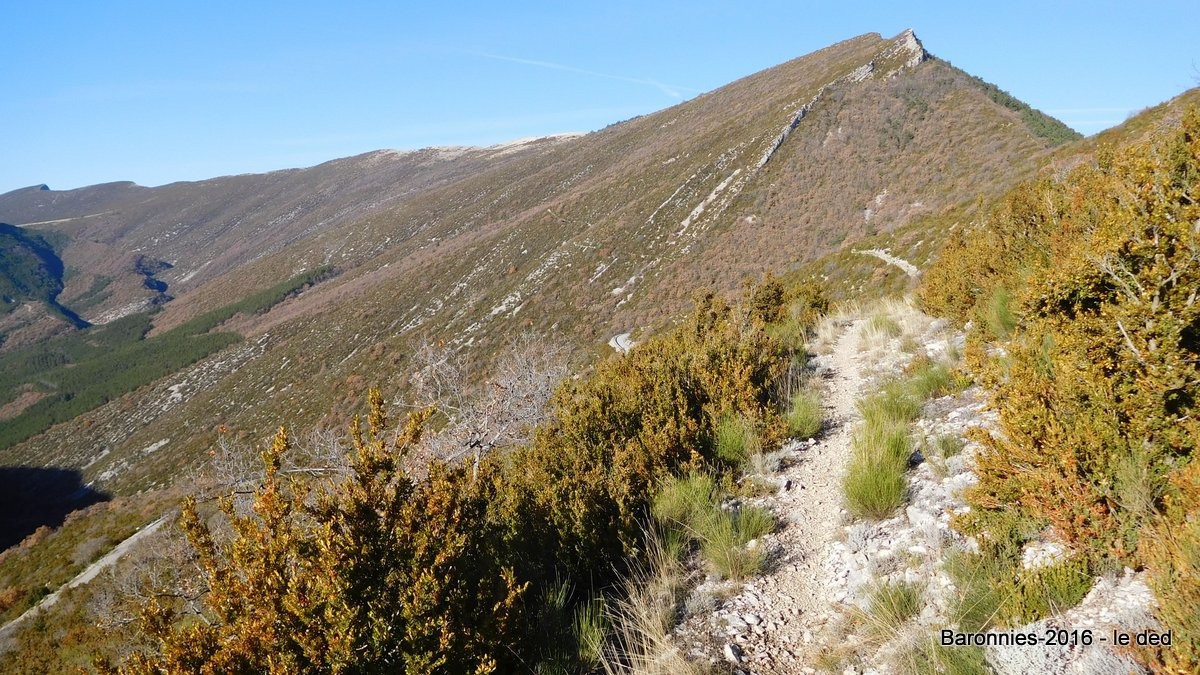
[890,28,928,70]
[607,332,635,354]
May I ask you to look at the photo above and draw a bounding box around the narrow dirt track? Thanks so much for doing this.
[0,515,167,641]
[752,318,868,672]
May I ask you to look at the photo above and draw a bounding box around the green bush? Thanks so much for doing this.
[1007,559,1093,622]
[963,73,1081,146]
[491,292,785,588]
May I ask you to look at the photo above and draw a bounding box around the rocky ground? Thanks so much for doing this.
[673,302,1155,674]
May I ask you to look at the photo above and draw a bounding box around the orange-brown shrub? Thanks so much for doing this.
[922,107,1200,669]
[119,287,793,672]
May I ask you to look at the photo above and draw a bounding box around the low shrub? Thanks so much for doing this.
[120,288,792,672]
[1006,559,1093,622]
[944,547,1092,630]
[1139,460,1200,672]
[920,106,1200,668]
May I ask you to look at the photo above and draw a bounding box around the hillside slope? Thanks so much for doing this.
[0,223,83,352]
[1,30,1076,497]
[0,143,575,329]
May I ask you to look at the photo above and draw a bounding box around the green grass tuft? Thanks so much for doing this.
[983,286,1017,340]
[935,434,966,458]
[859,382,921,426]
[713,414,760,467]
[844,450,908,519]
[901,632,988,675]
[573,597,607,667]
[651,474,718,529]
[861,580,921,637]
[945,549,1006,632]
[735,506,775,542]
[843,357,967,520]
[696,509,767,581]
[905,360,954,400]
[785,390,823,439]
[866,314,903,339]
[652,474,774,580]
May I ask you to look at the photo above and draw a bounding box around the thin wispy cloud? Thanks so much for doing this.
[478,53,699,99]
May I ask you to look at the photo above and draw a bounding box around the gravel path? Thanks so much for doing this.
[857,249,920,278]
[707,317,867,672]
[0,515,167,641]
[776,318,865,613]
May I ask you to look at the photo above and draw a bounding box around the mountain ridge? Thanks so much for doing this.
[0,31,1087,497]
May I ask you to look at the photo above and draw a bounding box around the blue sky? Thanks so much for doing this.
[3,1,1197,194]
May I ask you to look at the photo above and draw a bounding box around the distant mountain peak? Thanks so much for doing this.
[0,30,1115,494]
[886,28,928,72]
